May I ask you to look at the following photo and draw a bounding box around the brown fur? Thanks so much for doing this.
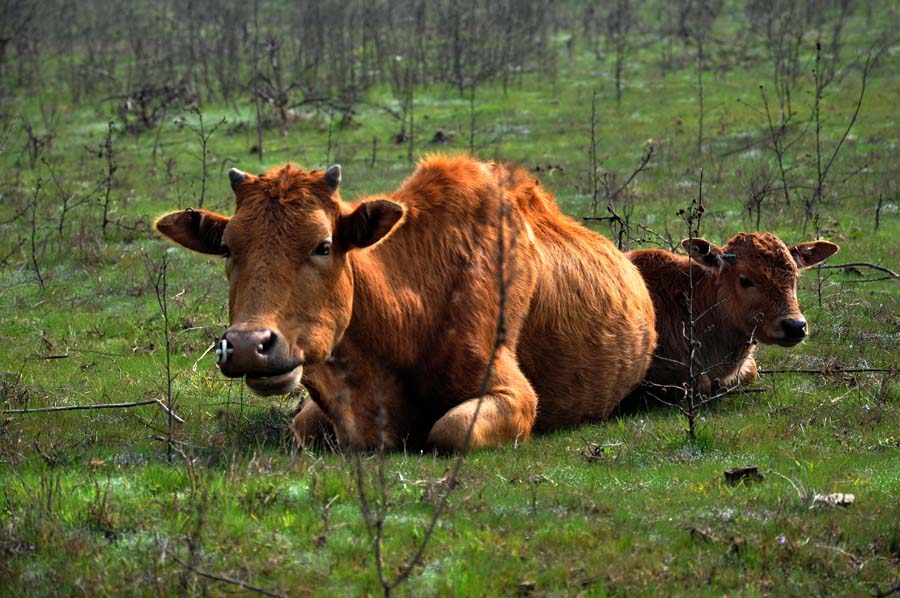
[628,233,838,393]
[155,155,657,451]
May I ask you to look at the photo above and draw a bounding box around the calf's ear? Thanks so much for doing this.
[788,241,839,269]
[338,199,405,250]
[682,238,726,271]
[154,209,230,255]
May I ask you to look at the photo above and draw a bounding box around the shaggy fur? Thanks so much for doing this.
[155,155,657,451]
[628,233,838,393]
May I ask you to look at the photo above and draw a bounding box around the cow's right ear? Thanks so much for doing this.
[337,199,405,250]
[154,209,230,255]
[682,238,726,271]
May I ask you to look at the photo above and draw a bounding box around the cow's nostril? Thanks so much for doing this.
[256,330,275,353]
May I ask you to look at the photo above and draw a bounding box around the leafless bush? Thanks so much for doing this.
[605,0,637,107]
[98,122,117,236]
[22,120,53,170]
[745,161,775,230]
[174,108,227,210]
[745,0,805,118]
[143,250,175,463]
[805,47,874,232]
[28,176,43,290]
[117,81,196,135]
[642,172,745,442]
[673,0,724,156]
[586,93,654,251]
[42,157,95,238]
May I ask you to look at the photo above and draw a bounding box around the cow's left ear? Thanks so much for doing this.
[338,199,405,250]
[788,240,839,269]
[154,209,230,255]
[682,238,726,271]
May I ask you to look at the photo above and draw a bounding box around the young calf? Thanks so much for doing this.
[628,233,838,394]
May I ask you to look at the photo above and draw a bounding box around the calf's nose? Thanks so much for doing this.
[780,317,807,340]
[216,328,277,377]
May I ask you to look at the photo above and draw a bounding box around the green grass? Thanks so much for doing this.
[1,4,899,596]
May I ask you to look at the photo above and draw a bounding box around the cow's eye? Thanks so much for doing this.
[313,241,331,256]
[739,275,754,288]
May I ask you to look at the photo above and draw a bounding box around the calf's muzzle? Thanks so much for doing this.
[779,317,807,342]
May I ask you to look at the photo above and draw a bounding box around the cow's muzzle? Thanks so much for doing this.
[216,328,303,395]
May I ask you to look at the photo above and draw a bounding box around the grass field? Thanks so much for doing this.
[1,3,898,596]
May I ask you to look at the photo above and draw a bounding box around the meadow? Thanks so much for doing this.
[0,1,898,595]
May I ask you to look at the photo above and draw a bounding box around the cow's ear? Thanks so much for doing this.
[788,240,839,269]
[338,199,405,250]
[682,238,726,271]
[154,209,230,255]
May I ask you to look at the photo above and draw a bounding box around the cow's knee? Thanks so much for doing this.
[290,401,333,448]
[426,350,537,453]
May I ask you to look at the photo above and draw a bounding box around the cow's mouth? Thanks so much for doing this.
[245,365,303,396]
[774,337,804,348]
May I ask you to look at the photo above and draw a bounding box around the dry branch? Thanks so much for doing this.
[2,399,185,424]
[169,554,285,598]
[759,367,896,376]
[813,262,899,280]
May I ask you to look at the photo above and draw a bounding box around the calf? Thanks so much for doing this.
[628,233,838,394]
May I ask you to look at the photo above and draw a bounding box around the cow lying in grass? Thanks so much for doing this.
[628,233,838,395]
[154,155,656,451]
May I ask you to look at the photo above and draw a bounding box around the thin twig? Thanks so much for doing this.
[759,367,895,375]
[608,145,654,203]
[813,262,898,279]
[169,554,285,598]
[0,114,20,155]
[2,399,185,424]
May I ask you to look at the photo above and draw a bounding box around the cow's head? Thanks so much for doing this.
[154,164,405,395]
[682,233,838,346]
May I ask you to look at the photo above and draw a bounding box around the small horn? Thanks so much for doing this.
[229,168,247,191]
[325,164,341,190]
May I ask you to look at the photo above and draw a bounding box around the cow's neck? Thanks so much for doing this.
[342,248,419,361]
[302,247,433,448]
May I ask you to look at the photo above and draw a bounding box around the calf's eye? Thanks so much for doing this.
[739,275,754,288]
[314,241,331,256]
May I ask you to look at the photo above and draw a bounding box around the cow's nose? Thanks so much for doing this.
[780,317,807,340]
[217,328,277,377]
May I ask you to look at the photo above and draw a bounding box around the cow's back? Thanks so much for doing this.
[501,168,657,428]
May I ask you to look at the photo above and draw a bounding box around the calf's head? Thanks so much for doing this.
[154,164,404,395]
[683,233,838,346]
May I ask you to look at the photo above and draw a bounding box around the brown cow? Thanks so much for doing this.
[154,155,656,451]
[628,233,838,394]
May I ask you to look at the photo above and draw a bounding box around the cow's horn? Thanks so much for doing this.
[325,164,341,190]
[229,168,247,191]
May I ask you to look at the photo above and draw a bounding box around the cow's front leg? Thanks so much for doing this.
[738,355,759,385]
[426,348,538,452]
[290,400,334,448]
